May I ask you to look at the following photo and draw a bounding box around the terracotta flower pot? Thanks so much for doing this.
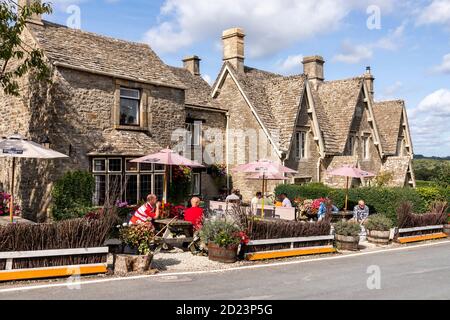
[207,242,238,263]
[367,229,391,245]
[335,234,360,251]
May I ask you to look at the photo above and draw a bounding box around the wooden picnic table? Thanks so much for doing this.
[154,218,193,237]
[331,211,354,222]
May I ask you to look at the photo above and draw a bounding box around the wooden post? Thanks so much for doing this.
[10,157,16,223]
[345,176,349,212]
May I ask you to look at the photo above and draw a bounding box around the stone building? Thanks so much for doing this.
[0,6,415,220]
[212,28,415,201]
[0,9,226,221]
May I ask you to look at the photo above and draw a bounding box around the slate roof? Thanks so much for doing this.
[168,66,219,109]
[313,78,364,154]
[225,64,306,151]
[27,21,185,89]
[87,129,161,156]
[372,100,404,155]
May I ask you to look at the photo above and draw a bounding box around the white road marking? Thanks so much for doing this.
[0,240,448,294]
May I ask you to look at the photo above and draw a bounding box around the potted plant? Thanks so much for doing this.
[115,222,158,274]
[334,220,361,251]
[199,219,246,263]
[364,214,393,245]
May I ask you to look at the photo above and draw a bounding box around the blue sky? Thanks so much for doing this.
[45,0,450,157]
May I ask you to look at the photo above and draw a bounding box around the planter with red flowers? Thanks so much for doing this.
[199,219,248,263]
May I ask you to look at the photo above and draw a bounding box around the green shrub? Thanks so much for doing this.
[51,171,95,221]
[334,220,361,237]
[364,214,393,231]
[275,184,450,225]
[199,219,242,247]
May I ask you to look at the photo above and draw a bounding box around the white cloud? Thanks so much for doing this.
[275,54,303,75]
[202,74,212,85]
[416,0,450,27]
[333,22,406,64]
[431,53,450,74]
[409,89,450,156]
[334,41,373,64]
[379,81,404,100]
[142,0,399,58]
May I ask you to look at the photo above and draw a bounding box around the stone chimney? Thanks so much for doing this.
[302,56,325,88]
[18,0,43,25]
[183,56,201,76]
[222,27,245,73]
[364,66,375,97]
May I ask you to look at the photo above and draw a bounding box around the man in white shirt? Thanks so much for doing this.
[280,193,292,208]
[251,192,262,214]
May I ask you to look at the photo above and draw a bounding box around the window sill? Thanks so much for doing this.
[114,125,148,132]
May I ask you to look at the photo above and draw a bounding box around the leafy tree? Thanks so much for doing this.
[0,0,52,95]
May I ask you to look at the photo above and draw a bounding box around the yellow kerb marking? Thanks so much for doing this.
[398,233,448,244]
[0,264,107,282]
[245,247,336,261]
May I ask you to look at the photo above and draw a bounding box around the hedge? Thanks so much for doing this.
[275,183,450,224]
[51,170,95,221]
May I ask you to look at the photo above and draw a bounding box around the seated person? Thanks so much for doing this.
[184,197,204,230]
[251,192,262,214]
[130,194,161,225]
[280,193,293,208]
[226,189,241,204]
[353,200,370,223]
[317,198,339,221]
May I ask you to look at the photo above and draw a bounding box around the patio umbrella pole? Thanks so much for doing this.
[261,173,265,218]
[345,176,349,211]
[10,157,16,223]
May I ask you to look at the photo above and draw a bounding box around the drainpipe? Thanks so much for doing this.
[317,157,322,183]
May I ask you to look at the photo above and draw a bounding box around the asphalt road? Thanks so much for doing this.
[1,241,450,300]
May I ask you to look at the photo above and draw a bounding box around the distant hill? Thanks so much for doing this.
[414,155,450,161]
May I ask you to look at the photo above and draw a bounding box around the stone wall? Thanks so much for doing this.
[185,107,227,198]
[285,95,322,183]
[214,73,280,201]
[0,61,187,220]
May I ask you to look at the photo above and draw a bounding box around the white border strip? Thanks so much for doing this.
[0,240,448,294]
[0,247,109,259]
[398,225,443,234]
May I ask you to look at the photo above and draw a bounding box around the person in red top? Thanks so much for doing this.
[130,194,161,225]
[184,197,204,230]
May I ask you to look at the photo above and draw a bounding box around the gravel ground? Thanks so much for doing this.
[0,239,447,290]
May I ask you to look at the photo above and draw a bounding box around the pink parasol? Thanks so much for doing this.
[233,160,296,218]
[327,165,375,211]
[131,149,204,203]
[131,149,204,168]
[247,172,290,180]
[232,159,297,174]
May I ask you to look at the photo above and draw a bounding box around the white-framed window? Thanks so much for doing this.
[92,157,165,206]
[119,87,140,126]
[363,136,370,160]
[108,158,122,173]
[186,121,202,146]
[296,131,307,159]
[397,138,404,156]
[348,135,356,156]
[125,158,138,172]
[192,172,201,195]
[92,158,106,173]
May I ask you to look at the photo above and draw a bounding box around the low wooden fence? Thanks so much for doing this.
[0,247,109,282]
[244,235,336,261]
[396,225,448,244]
